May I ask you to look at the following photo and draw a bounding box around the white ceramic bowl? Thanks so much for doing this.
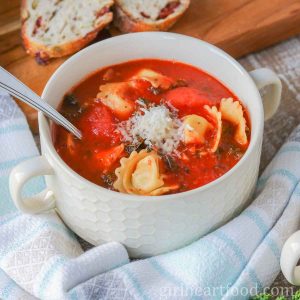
[9,32,282,258]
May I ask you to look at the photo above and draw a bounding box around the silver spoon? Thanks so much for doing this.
[0,67,82,139]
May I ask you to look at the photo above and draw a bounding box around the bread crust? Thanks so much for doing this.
[114,0,190,33]
[21,0,113,60]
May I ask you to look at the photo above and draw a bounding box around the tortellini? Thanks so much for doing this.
[182,114,213,145]
[220,98,248,145]
[114,150,177,196]
[182,106,221,153]
[204,105,222,152]
[97,82,135,119]
[131,69,174,90]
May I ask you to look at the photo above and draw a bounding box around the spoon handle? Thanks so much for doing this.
[0,67,82,139]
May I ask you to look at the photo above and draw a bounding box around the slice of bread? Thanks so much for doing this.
[114,0,190,33]
[21,0,114,63]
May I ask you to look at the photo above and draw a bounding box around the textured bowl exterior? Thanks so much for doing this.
[42,139,261,258]
[39,33,265,258]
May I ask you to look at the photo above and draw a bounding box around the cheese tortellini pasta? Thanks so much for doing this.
[97,82,135,119]
[114,150,177,195]
[130,69,174,90]
[204,105,222,152]
[182,105,222,153]
[220,98,248,145]
[182,114,213,145]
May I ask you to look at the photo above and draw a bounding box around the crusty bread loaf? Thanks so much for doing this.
[21,0,114,63]
[114,0,190,33]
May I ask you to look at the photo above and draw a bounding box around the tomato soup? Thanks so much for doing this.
[53,59,250,196]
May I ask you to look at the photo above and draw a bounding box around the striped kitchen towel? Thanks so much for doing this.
[70,128,300,300]
[0,92,129,300]
[1,91,300,299]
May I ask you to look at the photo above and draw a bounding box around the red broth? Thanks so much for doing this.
[53,59,250,195]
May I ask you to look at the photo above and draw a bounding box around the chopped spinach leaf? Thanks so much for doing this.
[149,86,162,95]
[137,97,150,106]
[63,93,79,107]
[101,173,116,189]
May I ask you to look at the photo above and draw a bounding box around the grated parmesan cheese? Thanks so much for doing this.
[118,104,183,154]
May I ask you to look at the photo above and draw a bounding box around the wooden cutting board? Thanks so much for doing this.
[1,0,300,133]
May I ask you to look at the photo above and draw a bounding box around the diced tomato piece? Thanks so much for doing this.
[79,104,120,143]
[94,144,124,172]
[164,87,210,115]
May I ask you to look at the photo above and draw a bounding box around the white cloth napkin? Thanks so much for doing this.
[1,91,300,299]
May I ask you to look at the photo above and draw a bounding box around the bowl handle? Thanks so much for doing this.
[9,156,56,214]
[249,68,282,121]
[280,231,300,285]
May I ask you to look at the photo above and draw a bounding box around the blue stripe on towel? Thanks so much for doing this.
[213,231,264,290]
[231,174,300,292]
[0,124,28,135]
[0,156,34,171]
[213,231,247,265]
[262,182,300,261]
[38,256,66,298]
[0,212,20,227]
[0,173,45,196]
[149,258,184,287]
[247,267,263,291]
[295,185,300,196]
[257,169,298,188]
[0,177,17,216]
[22,176,45,197]
[0,269,15,299]
[278,144,300,155]
[265,237,281,260]
[148,258,199,300]
[1,280,15,299]
[243,210,268,235]
[69,290,79,300]
[122,266,149,300]
[0,175,45,217]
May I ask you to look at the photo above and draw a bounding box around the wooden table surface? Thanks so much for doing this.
[1,0,300,134]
